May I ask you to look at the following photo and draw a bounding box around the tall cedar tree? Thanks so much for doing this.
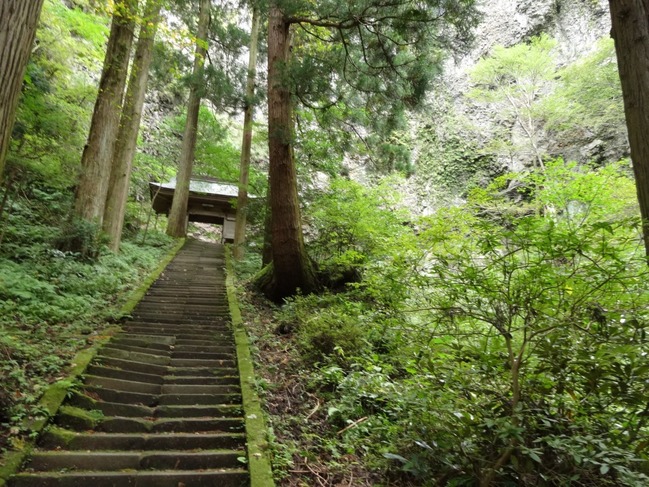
[608,0,649,258]
[0,0,45,183]
[104,0,163,251]
[166,0,211,237]
[258,0,478,301]
[74,0,138,223]
[233,6,261,260]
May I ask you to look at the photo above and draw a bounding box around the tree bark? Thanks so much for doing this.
[74,0,138,224]
[258,4,317,301]
[0,0,45,183]
[608,0,649,258]
[104,0,162,251]
[233,6,261,260]
[166,0,210,238]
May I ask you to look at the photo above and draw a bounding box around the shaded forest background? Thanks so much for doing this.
[1,0,648,485]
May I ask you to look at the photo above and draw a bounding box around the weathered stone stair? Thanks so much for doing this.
[10,240,250,487]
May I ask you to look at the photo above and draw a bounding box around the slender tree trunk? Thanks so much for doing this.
[233,6,261,260]
[0,0,45,183]
[258,4,317,301]
[104,0,162,251]
[74,0,138,224]
[608,0,649,258]
[166,0,210,238]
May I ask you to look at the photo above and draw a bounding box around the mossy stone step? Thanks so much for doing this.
[166,365,238,377]
[68,393,243,419]
[158,392,242,406]
[98,347,170,366]
[172,344,236,353]
[155,404,243,418]
[25,450,244,472]
[169,357,237,368]
[39,428,246,450]
[170,350,235,360]
[92,356,169,376]
[85,365,165,385]
[92,416,245,434]
[10,469,249,487]
[109,337,173,351]
[164,375,240,385]
[102,343,172,357]
[160,383,239,395]
[68,392,154,417]
[8,240,254,487]
[84,375,162,395]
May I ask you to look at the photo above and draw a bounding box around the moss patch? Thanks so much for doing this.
[226,247,275,487]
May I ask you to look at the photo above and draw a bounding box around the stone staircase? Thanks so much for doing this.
[10,240,250,487]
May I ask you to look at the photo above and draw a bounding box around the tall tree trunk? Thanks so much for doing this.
[258,4,317,301]
[74,0,138,224]
[104,0,162,251]
[233,6,261,260]
[166,0,210,238]
[608,0,649,258]
[262,196,273,266]
[0,0,45,183]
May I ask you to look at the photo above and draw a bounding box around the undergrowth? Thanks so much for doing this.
[237,162,649,486]
[0,183,173,449]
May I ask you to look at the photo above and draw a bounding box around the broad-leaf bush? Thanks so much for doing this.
[270,161,649,485]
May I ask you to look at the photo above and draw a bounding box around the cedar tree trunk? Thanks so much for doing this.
[233,6,261,260]
[74,0,138,224]
[608,0,649,258]
[166,0,210,238]
[104,0,162,251]
[0,0,45,182]
[258,4,317,301]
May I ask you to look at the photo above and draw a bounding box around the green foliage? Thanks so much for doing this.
[414,100,503,195]
[542,38,625,140]
[469,34,557,168]
[8,0,109,188]
[0,184,173,442]
[308,177,410,285]
[263,161,649,485]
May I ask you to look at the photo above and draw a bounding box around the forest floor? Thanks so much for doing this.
[238,286,411,487]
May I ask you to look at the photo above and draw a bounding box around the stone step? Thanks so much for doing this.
[98,347,170,366]
[92,356,169,376]
[158,392,242,406]
[169,357,237,368]
[81,385,241,407]
[39,428,246,450]
[112,334,175,347]
[171,350,235,360]
[103,343,172,357]
[161,383,239,395]
[10,469,249,487]
[85,365,164,385]
[122,328,230,341]
[164,375,240,385]
[68,393,242,419]
[167,366,238,377]
[68,392,154,417]
[124,321,231,332]
[25,450,244,472]
[155,404,243,418]
[9,240,252,487]
[93,416,245,434]
[84,375,162,395]
[173,345,236,354]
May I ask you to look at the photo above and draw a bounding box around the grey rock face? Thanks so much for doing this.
[435,0,623,171]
